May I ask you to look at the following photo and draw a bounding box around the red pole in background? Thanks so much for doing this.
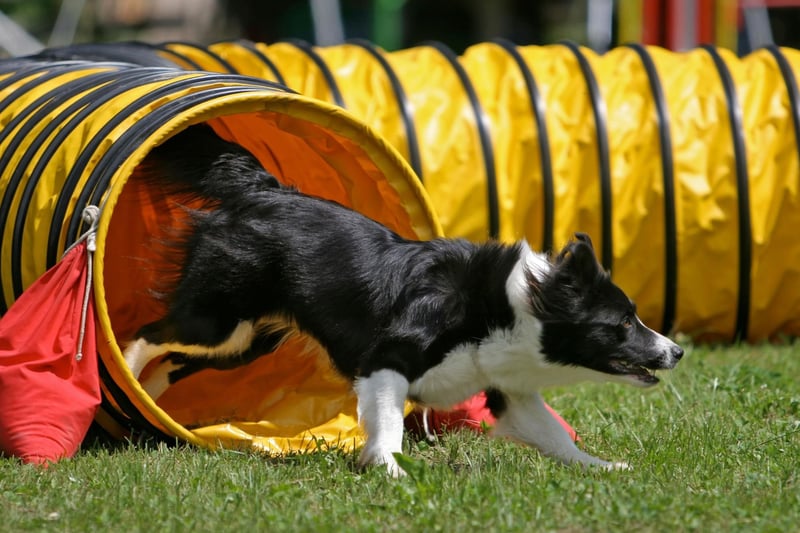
[641,0,665,45]
[631,0,734,50]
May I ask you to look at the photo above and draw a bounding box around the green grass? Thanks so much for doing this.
[2,342,799,532]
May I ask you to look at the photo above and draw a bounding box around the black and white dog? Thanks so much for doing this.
[124,126,683,476]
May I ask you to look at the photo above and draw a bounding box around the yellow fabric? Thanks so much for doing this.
[316,43,416,166]
[206,42,282,83]
[0,61,438,454]
[0,66,128,304]
[652,47,740,339]
[460,42,543,246]
[252,42,338,103]
[735,49,800,339]
[383,45,490,242]
[161,42,233,73]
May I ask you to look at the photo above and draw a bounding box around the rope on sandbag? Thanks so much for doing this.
[625,44,679,335]
[561,41,613,271]
[423,40,500,240]
[766,46,800,162]
[347,38,424,181]
[701,45,752,342]
[281,39,346,108]
[159,41,237,73]
[227,39,287,85]
[61,205,100,362]
[491,38,555,254]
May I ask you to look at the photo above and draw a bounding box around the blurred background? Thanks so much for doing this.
[2,0,800,58]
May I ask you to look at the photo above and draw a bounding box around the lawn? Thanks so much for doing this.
[1,341,798,532]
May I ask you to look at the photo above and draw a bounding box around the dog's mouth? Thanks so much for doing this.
[607,358,660,386]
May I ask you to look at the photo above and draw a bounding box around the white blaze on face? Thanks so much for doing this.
[638,316,683,369]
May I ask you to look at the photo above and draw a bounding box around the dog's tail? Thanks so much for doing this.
[137,124,285,206]
[131,124,286,307]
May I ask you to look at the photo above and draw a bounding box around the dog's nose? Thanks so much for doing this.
[671,344,684,360]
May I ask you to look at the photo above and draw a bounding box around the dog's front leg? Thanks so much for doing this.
[354,369,409,477]
[491,391,628,470]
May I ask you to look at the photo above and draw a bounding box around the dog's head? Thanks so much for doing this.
[524,233,683,387]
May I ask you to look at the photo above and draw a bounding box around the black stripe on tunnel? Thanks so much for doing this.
[491,38,555,253]
[626,43,679,335]
[561,41,613,271]
[97,354,172,442]
[43,71,290,270]
[223,39,287,85]
[0,66,132,226]
[5,67,200,299]
[48,71,293,261]
[701,45,752,342]
[280,39,346,108]
[159,41,237,73]
[0,60,119,86]
[766,46,800,170]
[347,38,424,181]
[58,76,287,246]
[0,64,138,310]
[80,87,269,217]
[150,44,205,70]
[423,40,500,240]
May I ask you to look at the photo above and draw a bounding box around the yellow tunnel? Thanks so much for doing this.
[0,59,439,452]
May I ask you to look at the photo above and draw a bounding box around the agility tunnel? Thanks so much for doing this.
[0,59,440,456]
[119,39,800,344]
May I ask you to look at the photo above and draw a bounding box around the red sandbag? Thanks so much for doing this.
[0,241,100,464]
[405,391,579,442]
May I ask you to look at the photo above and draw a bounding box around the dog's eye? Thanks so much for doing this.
[621,317,633,328]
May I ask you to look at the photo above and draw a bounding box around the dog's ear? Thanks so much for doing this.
[554,233,601,289]
[573,232,594,249]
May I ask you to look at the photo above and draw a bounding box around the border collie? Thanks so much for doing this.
[124,126,684,476]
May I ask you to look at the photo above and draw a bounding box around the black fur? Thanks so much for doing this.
[135,126,522,383]
[142,197,522,381]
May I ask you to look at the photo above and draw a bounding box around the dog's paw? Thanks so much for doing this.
[357,446,406,478]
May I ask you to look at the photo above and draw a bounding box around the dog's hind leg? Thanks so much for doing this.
[123,337,171,379]
[122,318,181,379]
[354,369,409,477]
[137,358,181,399]
[123,317,255,378]
[491,391,629,470]
[137,330,290,400]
